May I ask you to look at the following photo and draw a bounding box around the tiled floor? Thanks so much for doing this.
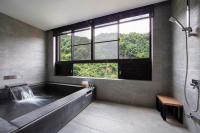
[58,101,189,133]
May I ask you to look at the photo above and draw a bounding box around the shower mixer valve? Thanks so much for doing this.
[190,79,200,89]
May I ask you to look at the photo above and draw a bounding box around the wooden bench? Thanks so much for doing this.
[156,95,183,123]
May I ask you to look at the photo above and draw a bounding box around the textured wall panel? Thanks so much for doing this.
[0,13,47,88]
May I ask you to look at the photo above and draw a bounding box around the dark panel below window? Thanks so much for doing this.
[118,59,152,80]
[55,62,73,76]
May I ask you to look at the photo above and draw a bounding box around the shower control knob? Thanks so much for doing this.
[191,79,200,89]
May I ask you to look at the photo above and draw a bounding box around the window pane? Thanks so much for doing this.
[72,28,91,45]
[73,63,118,78]
[60,34,71,61]
[95,41,118,60]
[73,44,91,60]
[119,18,150,59]
[95,24,118,42]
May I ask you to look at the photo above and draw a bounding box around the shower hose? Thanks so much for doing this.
[184,31,200,113]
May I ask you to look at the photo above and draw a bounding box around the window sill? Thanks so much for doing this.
[56,75,122,81]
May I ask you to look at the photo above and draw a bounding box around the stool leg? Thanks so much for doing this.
[156,97,161,111]
[160,104,163,118]
[174,107,178,120]
[178,106,183,123]
[163,105,167,121]
[169,106,173,115]
[156,97,159,110]
[172,107,176,116]
[161,104,167,121]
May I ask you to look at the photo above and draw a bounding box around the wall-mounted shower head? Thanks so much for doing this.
[169,17,185,30]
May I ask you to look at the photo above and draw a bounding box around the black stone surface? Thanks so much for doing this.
[0,118,18,133]
[0,82,94,133]
[0,83,83,121]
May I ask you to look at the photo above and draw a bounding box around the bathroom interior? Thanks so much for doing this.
[0,0,200,133]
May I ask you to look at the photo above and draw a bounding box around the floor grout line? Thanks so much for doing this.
[72,121,107,133]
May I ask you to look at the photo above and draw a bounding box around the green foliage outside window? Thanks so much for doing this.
[73,63,118,78]
[60,34,71,61]
[120,33,149,59]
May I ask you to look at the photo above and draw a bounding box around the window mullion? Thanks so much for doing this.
[149,17,152,60]
[91,24,94,61]
[71,31,74,61]
[71,31,74,76]
[117,20,120,60]
[117,20,120,78]
[56,36,60,62]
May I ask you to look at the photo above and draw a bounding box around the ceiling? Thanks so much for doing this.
[0,0,167,31]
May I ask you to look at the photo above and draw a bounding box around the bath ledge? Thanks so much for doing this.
[46,82,83,88]
[0,117,18,133]
[10,87,94,128]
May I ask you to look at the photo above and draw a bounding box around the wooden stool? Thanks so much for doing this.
[156,95,183,123]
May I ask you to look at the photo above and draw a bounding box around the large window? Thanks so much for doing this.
[54,6,153,80]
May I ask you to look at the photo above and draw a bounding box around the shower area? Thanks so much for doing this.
[171,0,200,132]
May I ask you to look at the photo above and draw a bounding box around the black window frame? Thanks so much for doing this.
[53,4,154,80]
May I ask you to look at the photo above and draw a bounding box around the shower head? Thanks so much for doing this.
[169,17,177,23]
[169,17,185,30]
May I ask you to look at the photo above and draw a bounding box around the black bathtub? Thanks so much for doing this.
[0,82,95,133]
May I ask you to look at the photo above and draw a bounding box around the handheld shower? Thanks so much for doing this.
[169,16,192,34]
[169,0,192,35]
[169,17,185,30]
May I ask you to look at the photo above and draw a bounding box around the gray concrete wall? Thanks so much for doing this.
[47,2,172,107]
[0,13,46,88]
[171,0,200,132]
